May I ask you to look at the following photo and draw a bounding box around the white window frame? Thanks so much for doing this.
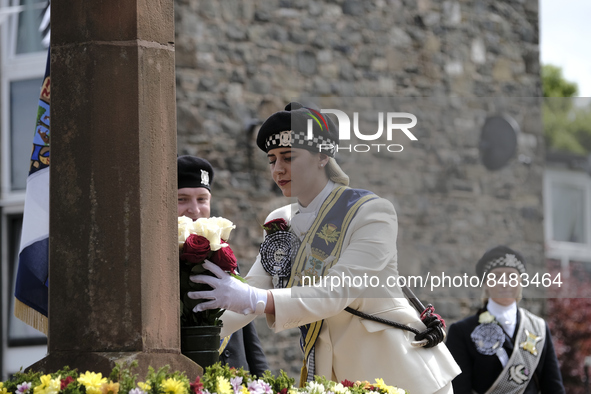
[544,167,591,263]
[1,0,47,203]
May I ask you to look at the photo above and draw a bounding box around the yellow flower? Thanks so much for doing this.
[241,388,251,394]
[137,382,151,392]
[33,375,52,394]
[44,377,61,394]
[215,377,232,394]
[101,382,120,394]
[1,383,9,394]
[160,378,186,394]
[78,372,107,394]
[372,379,404,394]
[374,379,387,390]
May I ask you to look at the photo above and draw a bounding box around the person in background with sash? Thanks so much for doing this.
[446,245,565,393]
[187,103,460,392]
[177,155,269,377]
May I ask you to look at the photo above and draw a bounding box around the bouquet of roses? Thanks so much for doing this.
[178,216,242,327]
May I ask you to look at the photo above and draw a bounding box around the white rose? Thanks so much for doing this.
[331,384,350,394]
[178,216,194,247]
[190,218,206,236]
[209,216,236,241]
[307,382,326,394]
[193,218,225,251]
[478,311,496,324]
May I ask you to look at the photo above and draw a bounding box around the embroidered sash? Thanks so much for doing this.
[484,308,546,394]
[284,185,378,385]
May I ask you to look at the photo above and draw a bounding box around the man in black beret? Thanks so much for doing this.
[178,155,214,220]
[446,245,565,393]
[177,155,269,376]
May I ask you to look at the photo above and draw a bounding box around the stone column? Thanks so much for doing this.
[30,0,200,376]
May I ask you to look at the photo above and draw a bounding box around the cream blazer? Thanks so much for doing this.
[221,197,460,392]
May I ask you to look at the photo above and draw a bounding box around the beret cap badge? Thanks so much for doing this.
[279,130,293,147]
[257,102,339,157]
[200,169,210,186]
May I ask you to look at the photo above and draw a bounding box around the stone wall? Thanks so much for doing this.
[174,0,542,378]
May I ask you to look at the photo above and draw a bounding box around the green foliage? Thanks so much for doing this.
[1,368,43,393]
[142,365,190,394]
[542,64,591,154]
[260,370,295,392]
[200,363,243,391]
[542,65,578,98]
[109,362,138,394]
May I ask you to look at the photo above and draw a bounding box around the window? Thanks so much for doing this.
[1,0,47,199]
[544,168,591,263]
[10,77,43,191]
[15,0,45,55]
[1,0,48,380]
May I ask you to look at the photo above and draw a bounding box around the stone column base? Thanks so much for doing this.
[27,351,202,379]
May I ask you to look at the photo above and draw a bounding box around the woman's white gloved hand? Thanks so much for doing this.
[188,260,267,315]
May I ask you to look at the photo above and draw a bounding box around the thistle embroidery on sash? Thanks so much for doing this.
[316,223,340,244]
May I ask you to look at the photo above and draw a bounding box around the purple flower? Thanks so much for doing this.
[17,382,32,393]
[247,380,272,394]
[230,377,243,394]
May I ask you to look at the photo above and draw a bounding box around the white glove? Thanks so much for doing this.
[188,260,267,315]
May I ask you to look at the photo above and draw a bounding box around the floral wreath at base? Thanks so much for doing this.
[0,362,409,394]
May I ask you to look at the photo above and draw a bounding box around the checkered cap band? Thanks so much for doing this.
[265,131,337,157]
[482,253,526,275]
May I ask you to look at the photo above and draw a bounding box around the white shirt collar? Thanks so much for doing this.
[298,180,336,214]
[487,299,517,336]
[291,181,337,239]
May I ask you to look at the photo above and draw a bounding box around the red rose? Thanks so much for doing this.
[181,234,211,264]
[210,244,238,274]
[61,377,75,390]
[262,218,289,234]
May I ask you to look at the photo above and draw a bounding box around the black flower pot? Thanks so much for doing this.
[181,325,221,370]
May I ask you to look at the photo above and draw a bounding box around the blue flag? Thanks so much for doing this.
[14,47,51,335]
